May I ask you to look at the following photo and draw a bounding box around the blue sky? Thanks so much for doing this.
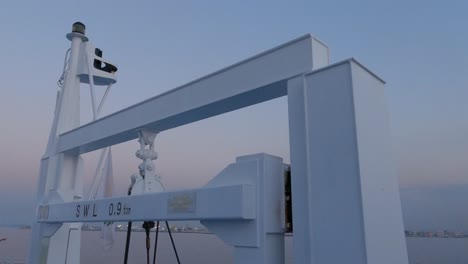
[0,0,466,226]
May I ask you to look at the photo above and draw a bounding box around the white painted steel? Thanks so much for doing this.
[202,153,286,264]
[38,184,255,223]
[287,59,408,264]
[97,84,113,114]
[29,26,410,264]
[29,24,118,264]
[134,130,164,194]
[40,153,285,264]
[28,28,85,264]
[76,42,117,86]
[351,62,408,263]
[87,148,108,199]
[86,51,98,119]
[58,34,329,155]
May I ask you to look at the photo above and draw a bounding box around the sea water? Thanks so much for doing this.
[1,227,467,263]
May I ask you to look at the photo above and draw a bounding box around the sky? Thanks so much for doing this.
[0,0,466,228]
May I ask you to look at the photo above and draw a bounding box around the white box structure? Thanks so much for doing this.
[288,60,408,263]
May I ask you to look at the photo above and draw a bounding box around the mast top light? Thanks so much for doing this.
[66,21,88,41]
[72,22,86,35]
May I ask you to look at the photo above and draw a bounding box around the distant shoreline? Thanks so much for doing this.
[2,225,468,239]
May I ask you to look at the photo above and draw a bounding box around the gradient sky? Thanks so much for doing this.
[0,0,466,226]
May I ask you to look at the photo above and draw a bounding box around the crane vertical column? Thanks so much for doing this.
[28,22,87,264]
[287,60,409,264]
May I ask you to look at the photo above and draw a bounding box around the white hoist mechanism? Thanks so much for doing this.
[123,130,181,264]
[29,22,410,264]
[132,130,164,195]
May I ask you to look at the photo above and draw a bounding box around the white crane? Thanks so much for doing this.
[28,22,409,264]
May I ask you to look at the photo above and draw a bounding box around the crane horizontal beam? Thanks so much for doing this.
[58,34,329,154]
[37,184,255,223]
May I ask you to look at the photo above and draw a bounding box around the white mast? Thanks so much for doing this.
[28,22,117,264]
